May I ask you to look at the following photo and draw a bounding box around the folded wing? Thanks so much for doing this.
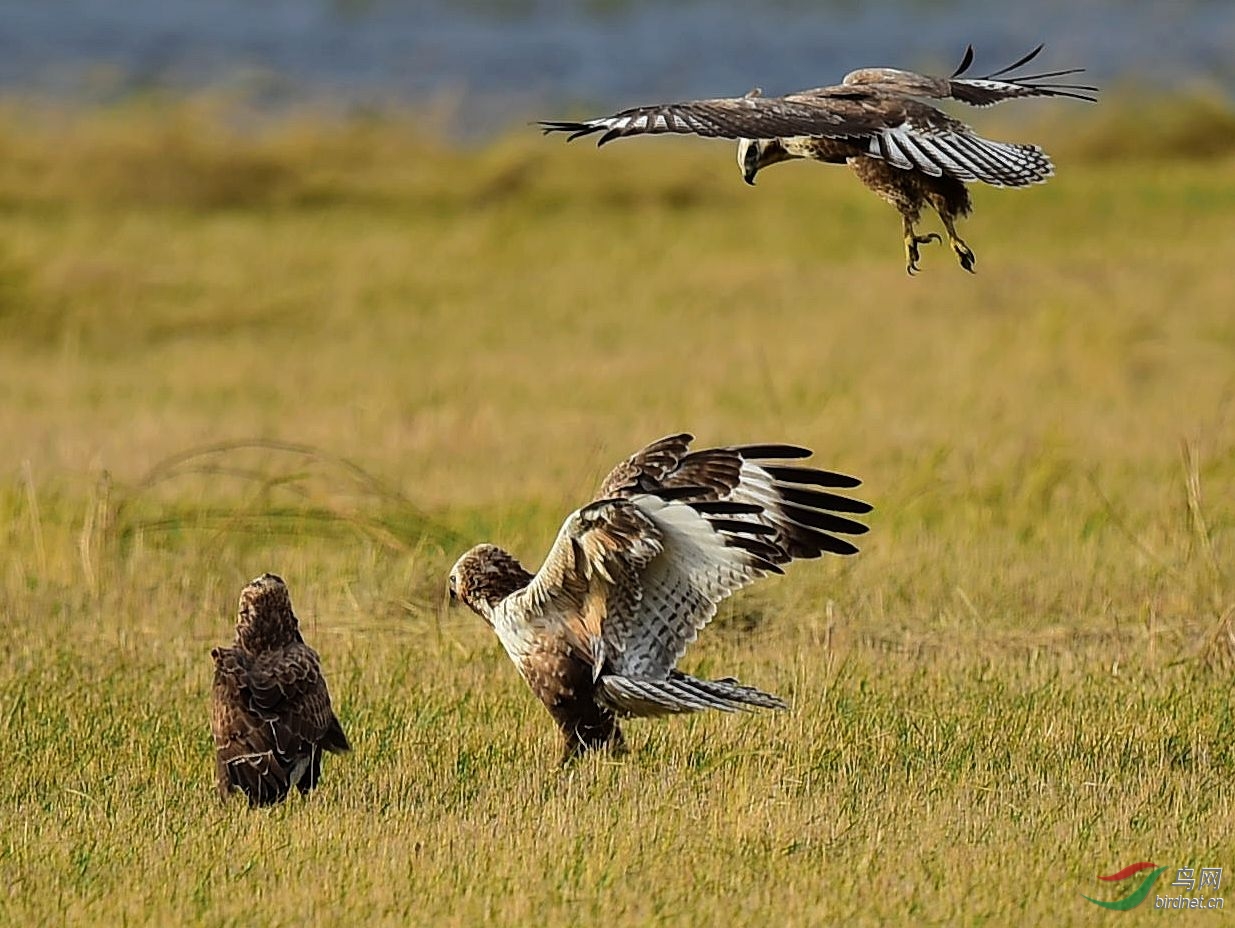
[210,645,349,804]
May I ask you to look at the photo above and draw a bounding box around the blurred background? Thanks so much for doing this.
[2,6,1234,924]
[1,0,1232,582]
[2,0,1234,128]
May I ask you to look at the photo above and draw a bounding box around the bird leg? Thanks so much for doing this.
[902,216,941,276]
[939,213,976,273]
[558,717,626,766]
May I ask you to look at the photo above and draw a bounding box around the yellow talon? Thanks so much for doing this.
[905,232,942,276]
[949,237,976,273]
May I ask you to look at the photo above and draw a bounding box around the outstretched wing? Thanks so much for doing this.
[944,43,1098,107]
[210,645,348,804]
[540,46,1093,148]
[542,89,1054,187]
[540,91,890,146]
[594,492,787,679]
[516,492,784,677]
[842,44,1098,107]
[597,433,871,560]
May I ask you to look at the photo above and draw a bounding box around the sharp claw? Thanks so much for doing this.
[951,240,976,273]
[904,230,941,276]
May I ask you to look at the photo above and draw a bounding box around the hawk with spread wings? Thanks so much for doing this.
[210,574,350,806]
[541,45,1096,274]
[449,434,871,764]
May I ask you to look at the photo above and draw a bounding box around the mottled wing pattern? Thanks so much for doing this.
[211,648,290,804]
[210,644,349,805]
[595,432,695,499]
[539,93,876,146]
[518,497,666,670]
[516,488,785,673]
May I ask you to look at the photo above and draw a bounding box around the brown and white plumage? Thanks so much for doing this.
[449,434,871,763]
[540,44,1097,274]
[209,574,350,807]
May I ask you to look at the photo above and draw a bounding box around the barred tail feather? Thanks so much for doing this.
[598,670,787,718]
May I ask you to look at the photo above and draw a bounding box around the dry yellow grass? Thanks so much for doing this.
[1,101,1233,926]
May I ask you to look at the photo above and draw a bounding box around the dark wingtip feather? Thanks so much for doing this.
[951,44,975,78]
[808,536,860,556]
[984,42,1046,78]
[779,485,874,515]
[779,500,870,537]
[323,717,351,754]
[762,464,863,489]
[979,44,1098,101]
[723,534,786,572]
[706,518,777,537]
[538,120,601,142]
[690,500,765,516]
[734,443,813,460]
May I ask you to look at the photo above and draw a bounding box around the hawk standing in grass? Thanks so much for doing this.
[210,573,350,806]
[449,434,871,764]
[541,45,1096,274]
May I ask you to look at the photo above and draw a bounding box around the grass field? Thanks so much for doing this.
[1,101,1233,925]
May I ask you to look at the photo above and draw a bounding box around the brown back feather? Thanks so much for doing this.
[210,575,348,806]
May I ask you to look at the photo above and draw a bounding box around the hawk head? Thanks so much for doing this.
[736,138,792,186]
[449,544,534,623]
[234,573,302,652]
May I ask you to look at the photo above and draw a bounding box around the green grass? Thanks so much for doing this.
[1,100,1233,926]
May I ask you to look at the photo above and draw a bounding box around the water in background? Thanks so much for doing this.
[1,0,1232,133]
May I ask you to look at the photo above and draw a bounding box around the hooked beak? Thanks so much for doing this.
[742,142,760,186]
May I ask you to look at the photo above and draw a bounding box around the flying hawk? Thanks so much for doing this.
[541,45,1096,274]
[449,434,871,764]
[210,573,350,806]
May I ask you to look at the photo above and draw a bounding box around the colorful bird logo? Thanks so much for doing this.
[1083,862,1168,910]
